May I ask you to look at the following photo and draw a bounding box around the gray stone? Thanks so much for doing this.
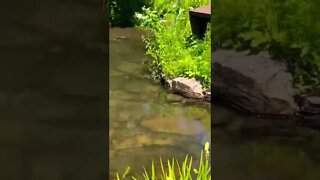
[212,50,299,115]
[307,96,320,105]
[300,96,320,128]
[204,91,211,102]
[172,77,204,99]
[161,75,173,90]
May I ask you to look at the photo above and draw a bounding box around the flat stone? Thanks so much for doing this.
[166,94,184,102]
[140,117,206,135]
[115,135,174,151]
[172,77,204,99]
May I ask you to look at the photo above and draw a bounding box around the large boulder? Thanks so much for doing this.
[172,77,204,99]
[212,50,299,115]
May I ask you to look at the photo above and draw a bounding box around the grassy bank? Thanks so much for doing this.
[135,0,211,89]
[212,0,320,92]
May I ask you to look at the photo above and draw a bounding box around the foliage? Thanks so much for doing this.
[110,0,150,27]
[212,0,320,92]
[115,142,211,180]
[135,0,211,89]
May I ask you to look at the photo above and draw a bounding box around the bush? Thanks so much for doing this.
[115,142,211,180]
[212,0,320,92]
[135,0,211,89]
[110,0,150,27]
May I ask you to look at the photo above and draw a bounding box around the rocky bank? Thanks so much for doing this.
[212,49,320,129]
[157,49,320,130]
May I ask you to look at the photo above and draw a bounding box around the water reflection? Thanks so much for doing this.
[213,104,320,180]
[0,0,107,179]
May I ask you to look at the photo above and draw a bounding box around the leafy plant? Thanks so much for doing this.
[212,0,320,92]
[110,0,150,27]
[135,0,211,89]
[115,142,211,180]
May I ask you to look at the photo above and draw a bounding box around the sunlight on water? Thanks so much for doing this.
[109,27,211,178]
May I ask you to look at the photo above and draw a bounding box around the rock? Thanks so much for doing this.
[161,75,173,90]
[167,79,173,89]
[204,91,211,102]
[166,94,183,102]
[212,50,299,115]
[115,135,174,151]
[140,117,207,135]
[172,77,204,99]
[299,96,320,129]
[183,98,209,106]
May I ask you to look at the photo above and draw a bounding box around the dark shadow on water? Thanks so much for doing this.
[0,0,108,179]
[213,104,320,180]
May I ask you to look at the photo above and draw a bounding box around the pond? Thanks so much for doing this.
[109,27,320,180]
[109,28,211,178]
[213,105,320,180]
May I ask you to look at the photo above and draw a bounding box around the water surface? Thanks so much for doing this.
[109,28,211,178]
[109,27,320,180]
[213,105,320,180]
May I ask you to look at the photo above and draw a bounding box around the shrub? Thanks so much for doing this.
[212,0,320,92]
[135,0,211,89]
[110,0,150,27]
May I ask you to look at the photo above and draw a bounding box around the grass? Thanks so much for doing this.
[135,0,211,89]
[115,142,211,180]
[212,0,320,93]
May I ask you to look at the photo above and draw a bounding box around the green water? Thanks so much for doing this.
[109,27,320,180]
[213,105,320,180]
[109,28,211,178]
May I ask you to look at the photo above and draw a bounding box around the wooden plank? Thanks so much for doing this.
[189,5,211,19]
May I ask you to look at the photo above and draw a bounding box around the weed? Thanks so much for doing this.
[135,0,211,89]
[115,142,211,180]
[212,0,320,92]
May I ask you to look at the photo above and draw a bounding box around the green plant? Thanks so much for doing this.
[115,142,211,180]
[135,0,211,89]
[212,0,320,92]
[110,0,150,27]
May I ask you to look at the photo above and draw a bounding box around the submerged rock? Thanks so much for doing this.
[140,117,206,135]
[172,77,204,99]
[212,50,298,115]
[166,94,184,102]
[115,135,173,151]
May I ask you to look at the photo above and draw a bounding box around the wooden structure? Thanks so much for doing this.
[189,5,211,39]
